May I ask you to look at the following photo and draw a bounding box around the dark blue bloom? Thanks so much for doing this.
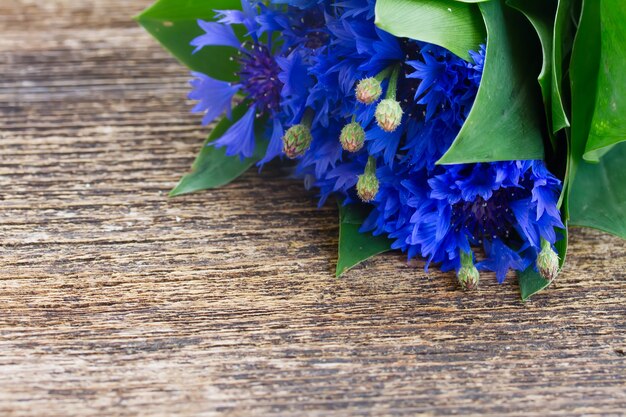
[185,0,565,285]
[188,2,313,163]
[365,160,564,280]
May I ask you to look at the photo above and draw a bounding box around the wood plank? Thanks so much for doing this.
[0,1,625,416]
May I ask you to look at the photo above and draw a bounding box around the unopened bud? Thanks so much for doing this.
[356,156,379,202]
[282,124,312,159]
[375,99,403,132]
[537,239,559,282]
[458,250,480,290]
[357,174,379,202]
[340,122,365,152]
[355,77,382,104]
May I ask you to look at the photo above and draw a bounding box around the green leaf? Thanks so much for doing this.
[566,0,625,239]
[518,267,551,301]
[518,227,568,301]
[437,0,546,164]
[374,0,486,61]
[506,0,558,147]
[583,0,626,162]
[568,0,599,182]
[170,103,267,197]
[551,0,574,133]
[565,0,623,239]
[336,203,391,277]
[136,0,242,81]
[570,142,626,239]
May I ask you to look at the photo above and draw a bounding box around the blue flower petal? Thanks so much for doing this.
[212,104,258,159]
[191,21,241,53]
[188,72,240,126]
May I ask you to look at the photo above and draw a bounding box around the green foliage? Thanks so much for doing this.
[506,0,559,146]
[583,0,626,161]
[336,203,391,277]
[136,0,242,81]
[518,267,551,301]
[570,143,626,239]
[375,0,486,61]
[551,0,574,133]
[437,0,546,164]
[566,0,626,239]
[170,103,267,196]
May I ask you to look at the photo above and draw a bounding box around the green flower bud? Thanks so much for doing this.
[375,99,403,132]
[356,157,379,202]
[537,239,559,282]
[357,174,379,202]
[282,124,312,159]
[340,121,365,152]
[458,250,480,291]
[355,77,382,104]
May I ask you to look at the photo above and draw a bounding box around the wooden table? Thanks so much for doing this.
[1,1,625,416]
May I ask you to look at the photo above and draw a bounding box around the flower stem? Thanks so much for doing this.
[385,66,400,101]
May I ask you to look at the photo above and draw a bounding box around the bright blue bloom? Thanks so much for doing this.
[189,1,314,162]
[186,0,565,285]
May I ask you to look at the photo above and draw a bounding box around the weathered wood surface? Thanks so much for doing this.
[0,1,625,416]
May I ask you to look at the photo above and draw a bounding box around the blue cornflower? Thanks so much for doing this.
[185,0,565,287]
[407,161,562,281]
[188,1,313,160]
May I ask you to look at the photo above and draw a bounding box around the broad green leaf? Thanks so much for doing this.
[568,0,626,239]
[551,0,574,133]
[437,0,545,164]
[567,0,626,239]
[568,0,599,184]
[518,268,551,301]
[374,0,486,61]
[518,227,568,300]
[583,0,626,162]
[170,103,267,196]
[570,142,626,239]
[336,203,391,277]
[137,0,241,81]
[506,0,558,147]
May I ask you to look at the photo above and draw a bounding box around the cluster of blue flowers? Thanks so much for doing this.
[189,0,564,288]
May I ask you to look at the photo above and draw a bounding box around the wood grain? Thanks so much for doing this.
[0,1,625,416]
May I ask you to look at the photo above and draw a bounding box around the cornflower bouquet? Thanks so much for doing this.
[137,0,625,299]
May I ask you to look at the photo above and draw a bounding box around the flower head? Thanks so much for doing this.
[458,250,480,290]
[340,121,365,152]
[237,43,283,114]
[355,77,382,104]
[283,123,313,158]
[375,98,403,132]
[357,157,379,202]
[537,238,559,282]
